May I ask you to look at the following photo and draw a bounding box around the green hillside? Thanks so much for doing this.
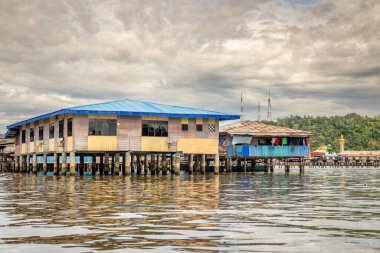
[266,113,380,152]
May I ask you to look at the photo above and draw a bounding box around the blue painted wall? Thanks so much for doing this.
[227,145,310,157]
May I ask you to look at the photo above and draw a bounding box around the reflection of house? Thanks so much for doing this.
[6,99,239,175]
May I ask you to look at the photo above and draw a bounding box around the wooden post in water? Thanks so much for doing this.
[53,153,58,175]
[91,154,96,175]
[114,153,120,175]
[125,152,131,176]
[189,154,194,174]
[270,158,274,173]
[99,154,104,175]
[79,155,84,176]
[61,153,66,175]
[162,153,167,175]
[150,153,156,175]
[69,152,76,176]
[26,154,30,173]
[285,159,290,173]
[143,154,148,174]
[201,154,206,174]
[43,154,47,175]
[136,154,141,174]
[170,154,174,174]
[214,153,220,174]
[104,153,110,175]
[19,155,23,173]
[174,153,181,175]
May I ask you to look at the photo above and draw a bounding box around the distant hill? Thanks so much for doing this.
[264,113,380,152]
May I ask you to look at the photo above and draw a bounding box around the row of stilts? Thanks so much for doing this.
[307,158,380,168]
[0,152,220,175]
[0,152,310,175]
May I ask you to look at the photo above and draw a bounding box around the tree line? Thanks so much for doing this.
[264,113,380,152]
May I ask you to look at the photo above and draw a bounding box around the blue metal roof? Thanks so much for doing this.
[6,99,240,136]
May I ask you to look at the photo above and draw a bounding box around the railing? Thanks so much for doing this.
[226,145,310,158]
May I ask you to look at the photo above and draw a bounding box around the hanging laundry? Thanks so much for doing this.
[287,137,291,145]
[305,138,309,146]
[282,137,287,145]
[271,138,276,146]
[275,138,280,146]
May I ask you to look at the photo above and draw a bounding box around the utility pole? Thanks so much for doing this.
[267,89,272,121]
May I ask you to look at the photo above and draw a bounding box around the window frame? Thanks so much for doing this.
[59,120,64,138]
[30,128,35,142]
[88,119,117,136]
[181,124,188,131]
[38,126,44,141]
[21,130,26,143]
[49,123,55,139]
[67,118,73,137]
[196,124,203,132]
[141,120,168,137]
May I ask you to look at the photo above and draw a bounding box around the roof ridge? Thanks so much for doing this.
[65,98,128,110]
[123,98,228,114]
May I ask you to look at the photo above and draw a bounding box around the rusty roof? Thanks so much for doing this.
[220,120,312,137]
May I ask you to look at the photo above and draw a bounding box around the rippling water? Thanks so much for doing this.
[0,168,379,252]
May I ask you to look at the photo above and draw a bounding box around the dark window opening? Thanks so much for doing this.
[49,123,54,139]
[59,120,64,138]
[196,124,203,132]
[142,121,168,137]
[30,128,34,142]
[21,130,26,143]
[39,126,44,141]
[88,119,117,136]
[67,118,73,137]
[182,124,188,131]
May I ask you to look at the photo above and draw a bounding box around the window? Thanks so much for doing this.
[182,124,188,131]
[30,128,34,142]
[21,130,26,143]
[142,121,168,137]
[59,120,64,138]
[208,124,215,132]
[67,118,72,137]
[89,119,117,136]
[39,126,44,141]
[196,124,203,132]
[49,123,54,139]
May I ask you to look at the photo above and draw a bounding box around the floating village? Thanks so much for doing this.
[0,99,379,175]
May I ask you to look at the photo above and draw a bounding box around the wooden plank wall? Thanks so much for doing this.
[117,116,141,151]
[73,115,88,151]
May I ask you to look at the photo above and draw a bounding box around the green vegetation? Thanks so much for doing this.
[267,113,380,152]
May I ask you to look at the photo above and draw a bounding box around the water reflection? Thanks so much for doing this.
[0,168,379,252]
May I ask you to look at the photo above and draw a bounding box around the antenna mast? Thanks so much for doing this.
[240,92,243,119]
[257,100,261,121]
[267,88,272,121]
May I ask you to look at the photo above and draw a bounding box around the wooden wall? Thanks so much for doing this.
[15,114,220,155]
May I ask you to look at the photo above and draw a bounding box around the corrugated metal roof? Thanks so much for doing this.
[220,120,312,137]
[6,99,240,135]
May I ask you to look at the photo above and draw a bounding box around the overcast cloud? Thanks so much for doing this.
[1,0,379,133]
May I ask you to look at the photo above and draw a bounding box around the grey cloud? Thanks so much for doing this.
[1,0,380,133]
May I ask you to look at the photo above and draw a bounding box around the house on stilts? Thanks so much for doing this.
[219,120,312,173]
[6,99,239,175]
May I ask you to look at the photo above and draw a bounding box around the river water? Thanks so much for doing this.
[0,168,379,252]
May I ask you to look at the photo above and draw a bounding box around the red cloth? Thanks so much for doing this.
[274,138,280,146]
[305,138,309,146]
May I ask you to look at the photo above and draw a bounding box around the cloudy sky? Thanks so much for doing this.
[1,0,379,133]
